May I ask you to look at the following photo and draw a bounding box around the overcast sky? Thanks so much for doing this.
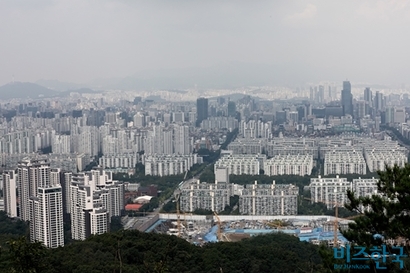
[1,0,410,87]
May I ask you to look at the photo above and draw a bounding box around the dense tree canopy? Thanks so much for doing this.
[0,230,327,273]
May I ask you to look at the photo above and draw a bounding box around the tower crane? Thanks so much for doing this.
[174,188,182,237]
[213,211,222,242]
[174,170,189,237]
[304,197,340,247]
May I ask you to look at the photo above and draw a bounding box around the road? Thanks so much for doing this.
[386,130,410,150]
[125,162,214,231]
[156,164,210,212]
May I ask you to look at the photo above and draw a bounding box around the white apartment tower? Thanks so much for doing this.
[70,167,124,240]
[17,158,52,221]
[17,158,64,248]
[2,170,17,217]
[173,125,191,155]
[29,185,64,248]
[52,134,71,154]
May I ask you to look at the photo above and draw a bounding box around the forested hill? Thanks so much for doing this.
[0,229,326,273]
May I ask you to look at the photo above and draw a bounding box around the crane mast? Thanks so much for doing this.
[304,197,339,247]
[213,211,222,241]
[174,170,189,237]
[174,189,181,237]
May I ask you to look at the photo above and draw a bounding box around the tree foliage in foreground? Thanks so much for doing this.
[344,164,410,246]
[0,230,327,273]
[342,164,410,271]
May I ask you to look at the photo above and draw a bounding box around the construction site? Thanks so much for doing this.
[146,213,354,247]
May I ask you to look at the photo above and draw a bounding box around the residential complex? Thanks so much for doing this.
[309,176,378,209]
[1,80,410,247]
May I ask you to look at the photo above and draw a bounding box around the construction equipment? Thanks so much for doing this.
[304,197,340,247]
[213,211,222,242]
[174,188,182,237]
[343,214,362,220]
[267,219,287,229]
[174,170,189,237]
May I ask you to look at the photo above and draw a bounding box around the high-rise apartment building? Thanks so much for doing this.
[70,167,124,241]
[29,185,64,248]
[17,158,52,221]
[173,125,191,155]
[196,98,208,126]
[341,81,353,117]
[2,170,17,217]
[17,158,64,248]
[52,134,71,154]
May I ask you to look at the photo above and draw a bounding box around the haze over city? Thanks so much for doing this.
[1,0,410,88]
[2,1,410,272]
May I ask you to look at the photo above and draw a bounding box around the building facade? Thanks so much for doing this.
[239,181,298,215]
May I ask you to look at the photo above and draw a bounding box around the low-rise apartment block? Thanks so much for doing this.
[309,176,379,210]
[214,154,266,176]
[179,180,230,213]
[364,150,407,172]
[309,175,351,209]
[239,181,298,215]
[324,150,366,175]
[264,154,313,176]
[227,139,265,154]
[143,154,201,177]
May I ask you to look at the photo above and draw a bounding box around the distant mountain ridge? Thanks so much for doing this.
[36,79,86,91]
[59,88,103,96]
[0,82,58,100]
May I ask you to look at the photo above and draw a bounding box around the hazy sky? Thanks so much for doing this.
[1,0,410,87]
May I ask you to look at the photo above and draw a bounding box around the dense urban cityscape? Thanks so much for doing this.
[2,1,410,272]
[0,80,408,249]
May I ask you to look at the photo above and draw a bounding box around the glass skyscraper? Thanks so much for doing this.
[341,81,353,116]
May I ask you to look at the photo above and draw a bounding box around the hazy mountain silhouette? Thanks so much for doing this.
[92,62,312,90]
[0,82,58,99]
[36,79,86,91]
[59,88,102,96]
